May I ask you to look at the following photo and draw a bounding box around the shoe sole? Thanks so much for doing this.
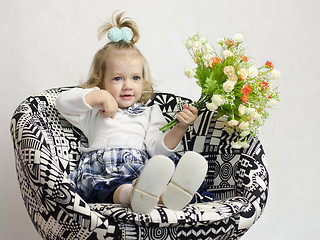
[131,155,175,214]
[162,151,208,210]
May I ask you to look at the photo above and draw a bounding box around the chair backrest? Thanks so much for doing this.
[147,90,250,200]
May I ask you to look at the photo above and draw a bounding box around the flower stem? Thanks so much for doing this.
[159,118,179,132]
[160,93,209,133]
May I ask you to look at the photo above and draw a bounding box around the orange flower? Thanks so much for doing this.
[261,81,268,91]
[241,55,248,62]
[226,40,235,47]
[265,61,273,69]
[241,84,251,95]
[257,108,263,113]
[212,57,221,67]
[241,95,249,103]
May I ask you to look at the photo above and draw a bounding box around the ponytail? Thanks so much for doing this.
[83,12,154,103]
[98,11,139,44]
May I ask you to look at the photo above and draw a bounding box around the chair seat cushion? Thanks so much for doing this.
[89,196,249,227]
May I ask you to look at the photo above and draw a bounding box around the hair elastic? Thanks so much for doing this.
[107,27,133,43]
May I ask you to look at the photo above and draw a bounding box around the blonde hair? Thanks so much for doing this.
[82,12,154,103]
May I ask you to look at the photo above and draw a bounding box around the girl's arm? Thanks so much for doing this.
[85,89,118,119]
[163,104,198,150]
[56,88,118,135]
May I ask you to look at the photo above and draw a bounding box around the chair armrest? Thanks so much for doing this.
[89,196,250,227]
[11,96,110,237]
[235,138,269,228]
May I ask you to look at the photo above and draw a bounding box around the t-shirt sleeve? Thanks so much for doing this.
[55,87,98,135]
[145,104,180,157]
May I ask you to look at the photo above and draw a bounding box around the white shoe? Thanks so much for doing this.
[130,155,175,214]
[162,151,208,210]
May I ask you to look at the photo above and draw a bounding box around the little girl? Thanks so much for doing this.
[56,12,209,214]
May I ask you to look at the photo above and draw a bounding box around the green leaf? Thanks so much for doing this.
[196,80,202,87]
[203,73,219,97]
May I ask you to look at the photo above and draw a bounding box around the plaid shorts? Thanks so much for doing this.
[68,149,215,203]
[68,148,149,202]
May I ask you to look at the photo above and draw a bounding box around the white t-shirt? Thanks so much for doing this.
[55,87,178,157]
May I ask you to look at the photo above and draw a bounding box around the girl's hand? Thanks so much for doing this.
[176,104,198,130]
[163,104,198,150]
[99,97,118,119]
[85,90,118,119]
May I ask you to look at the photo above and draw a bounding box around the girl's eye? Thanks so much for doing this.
[113,77,122,81]
[133,76,141,81]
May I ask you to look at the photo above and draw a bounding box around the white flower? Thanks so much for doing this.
[216,38,224,44]
[252,112,262,121]
[233,33,244,42]
[222,50,233,58]
[238,68,249,80]
[268,81,273,89]
[211,94,226,106]
[185,40,193,50]
[240,141,250,148]
[204,61,211,68]
[267,99,277,107]
[223,66,235,77]
[192,41,202,50]
[231,140,249,149]
[203,53,213,62]
[200,37,207,44]
[228,74,238,83]
[184,68,195,78]
[238,104,246,116]
[271,70,281,79]
[227,119,239,127]
[203,43,213,53]
[248,66,259,78]
[231,141,243,149]
[245,107,256,116]
[239,121,249,130]
[223,80,235,92]
[240,130,250,137]
[206,102,218,111]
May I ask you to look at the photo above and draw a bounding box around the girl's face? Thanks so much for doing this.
[104,49,143,109]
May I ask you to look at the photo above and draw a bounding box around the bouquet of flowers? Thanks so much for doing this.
[160,33,280,148]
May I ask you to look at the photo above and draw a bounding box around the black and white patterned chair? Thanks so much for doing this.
[10,86,268,240]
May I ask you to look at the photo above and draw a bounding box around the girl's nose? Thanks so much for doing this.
[123,79,133,89]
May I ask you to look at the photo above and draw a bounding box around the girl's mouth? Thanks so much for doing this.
[120,94,133,99]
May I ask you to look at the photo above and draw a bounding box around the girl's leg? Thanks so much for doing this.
[114,184,166,206]
[113,184,133,206]
[130,155,175,214]
[161,151,208,210]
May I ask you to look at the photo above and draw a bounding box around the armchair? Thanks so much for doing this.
[10,86,268,239]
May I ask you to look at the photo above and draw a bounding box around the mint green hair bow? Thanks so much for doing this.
[107,27,134,43]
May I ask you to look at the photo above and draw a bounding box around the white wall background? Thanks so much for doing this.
[1,0,319,239]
